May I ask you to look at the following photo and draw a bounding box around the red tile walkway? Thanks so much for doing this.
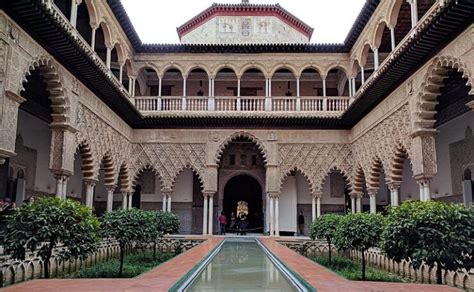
[259,237,459,292]
[3,236,459,291]
[3,237,223,292]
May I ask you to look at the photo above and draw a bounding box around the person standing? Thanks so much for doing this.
[298,211,305,236]
[218,212,227,235]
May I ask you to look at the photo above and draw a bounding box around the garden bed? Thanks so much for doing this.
[309,255,403,282]
[65,251,175,278]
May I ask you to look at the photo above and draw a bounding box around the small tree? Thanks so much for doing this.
[102,208,149,277]
[381,201,474,284]
[334,213,384,280]
[145,211,180,260]
[0,197,100,278]
[310,214,340,265]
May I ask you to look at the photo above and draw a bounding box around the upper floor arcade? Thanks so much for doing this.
[3,0,472,125]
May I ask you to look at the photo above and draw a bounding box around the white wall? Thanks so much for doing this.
[172,169,194,203]
[16,110,55,194]
[279,175,297,232]
[432,111,474,198]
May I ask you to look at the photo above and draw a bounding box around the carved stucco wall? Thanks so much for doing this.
[181,16,309,45]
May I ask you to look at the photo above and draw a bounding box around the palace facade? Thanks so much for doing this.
[0,0,473,235]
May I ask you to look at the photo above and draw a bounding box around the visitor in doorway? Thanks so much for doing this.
[238,212,248,235]
[298,211,305,236]
[219,212,227,235]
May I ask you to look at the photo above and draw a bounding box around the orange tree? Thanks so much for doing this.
[1,197,100,278]
[381,201,474,284]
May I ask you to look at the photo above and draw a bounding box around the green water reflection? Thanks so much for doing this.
[188,241,296,291]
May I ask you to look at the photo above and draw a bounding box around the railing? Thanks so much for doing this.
[134,96,351,113]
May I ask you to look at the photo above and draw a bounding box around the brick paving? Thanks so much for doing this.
[259,237,459,292]
[2,236,459,291]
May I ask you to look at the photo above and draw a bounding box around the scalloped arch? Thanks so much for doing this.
[415,56,473,130]
[278,167,316,195]
[21,56,70,125]
[215,132,268,165]
[169,165,205,193]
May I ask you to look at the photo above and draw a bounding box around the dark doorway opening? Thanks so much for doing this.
[132,185,141,208]
[223,175,263,232]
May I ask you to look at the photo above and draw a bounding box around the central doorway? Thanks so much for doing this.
[223,175,263,232]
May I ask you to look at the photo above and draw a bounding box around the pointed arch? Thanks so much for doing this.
[215,132,268,165]
[169,165,205,192]
[20,57,70,125]
[279,167,316,195]
[320,166,352,194]
[415,56,473,130]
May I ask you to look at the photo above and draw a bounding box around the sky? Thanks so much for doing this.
[121,0,367,44]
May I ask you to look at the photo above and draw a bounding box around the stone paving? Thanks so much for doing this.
[3,236,459,291]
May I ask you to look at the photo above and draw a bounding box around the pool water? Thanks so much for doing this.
[187,241,296,291]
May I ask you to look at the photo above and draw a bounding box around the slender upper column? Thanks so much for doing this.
[237,78,241,97]
[296,77,300,97]
[408,0,418,28]
[158,77,162,97]
[373,48,379,70]
[183,76,187,97]
[106,46,112,69]
[388,183,400,206]
[322,78,327,97]
[91,26,97,51]
[69,0,79,28]
[389,26,396,51]
[361,66,365,84]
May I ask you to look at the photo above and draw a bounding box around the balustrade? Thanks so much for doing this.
[134,96,350,113]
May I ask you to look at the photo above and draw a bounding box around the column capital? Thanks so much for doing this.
[202,191,215,197]
[83,179,98,187]
[268,192,279,199]
[105,185,116,192]
[161,190,173,196]
[350,191,363,199]
[415,176,432,185]
[367,189,378,197]
[311,191,323,199]
[387,182,401,191]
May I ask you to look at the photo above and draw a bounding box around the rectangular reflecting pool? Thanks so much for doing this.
[174,238,313,292]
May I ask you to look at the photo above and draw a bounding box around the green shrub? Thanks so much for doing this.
[1,197,100,279]
[333,213,385,280]
[310,214,341,265]
[311,255,402,282]
[381,201,474,284]
[68,251,174,278]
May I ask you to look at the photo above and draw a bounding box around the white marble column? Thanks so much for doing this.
[316,196,321,218]
[388,184,400,206]
[361,66,365,84]
[352,78,356,95]
[348,78,353,97]
[418,180,426,201]
[296,77,300,97]
[268,78,272,97]
[211,78,215,97]
[182,77,187,97]
[167,194,172,212]
[203,194,209,235]
[106,46,112,69]
[122,193,128,209]
[274,195,279,237]
[311,196,316,221]
[322,78,327,97]
[208,193,214,235]
[69,0,79,28]
[119,64,124,83]
[423,179,431,201]
[128,193,133,209]
[389,26,396,51]
[373,48,379,70]
[62,176,68,199]
[269,195,274,236]
[91,26,97,50]
[409,0,418,28]
[55,175,64,199]
[84,180,96,208]
[237,78,241,97]
[351,194,356,214]
[158,77,162,97]
[162,193,167,211]
[106,186,115,212]
[369,191,377,214]
[356,194,362,213]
